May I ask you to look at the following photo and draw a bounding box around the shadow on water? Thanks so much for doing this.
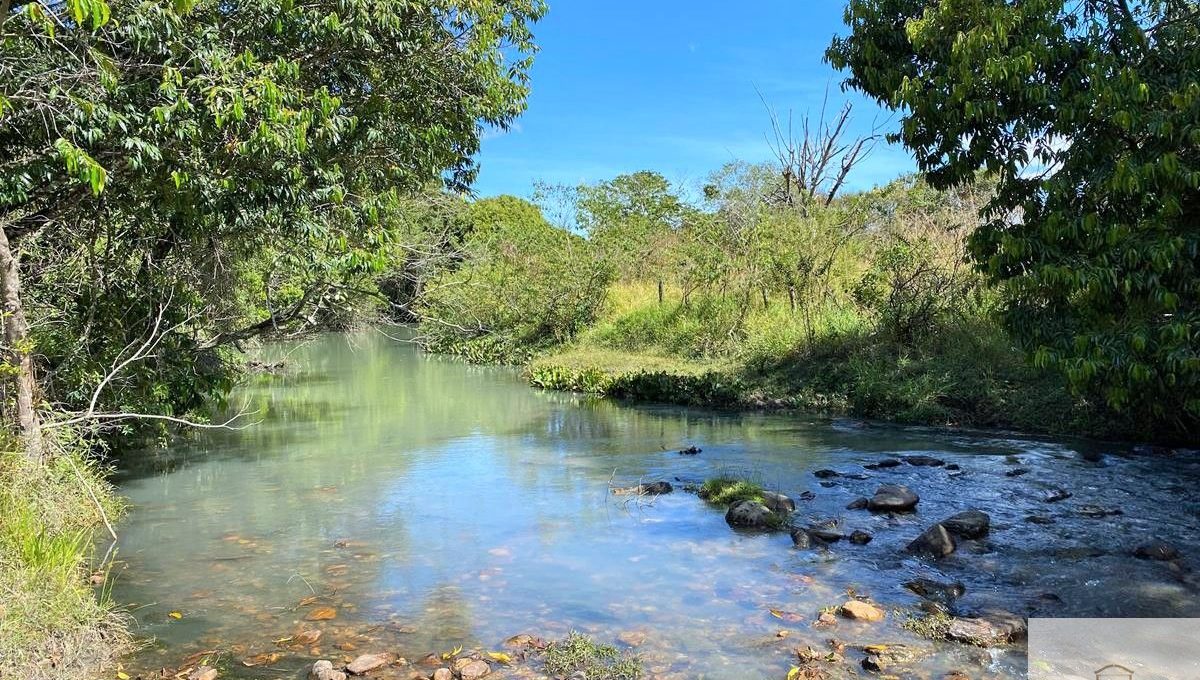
[107,331,1200,680]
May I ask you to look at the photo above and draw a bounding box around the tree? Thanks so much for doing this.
[577,171,687,304]
[1,0,546,456]
[828,0,1200,434]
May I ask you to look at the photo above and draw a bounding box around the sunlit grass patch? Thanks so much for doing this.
[543,632,642,680]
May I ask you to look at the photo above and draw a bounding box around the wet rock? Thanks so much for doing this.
[846,497,869,510]
[346,653,392,675]
[1080,450,1104,463]
[808,527,844,543]
[944,671,972,680]
[815,611,838,628]
[860,643,931,672]
[1054,546,1104,559]
[798,490,816,501]
[1133,541,1181,561]
[1077,505,1123,518]
[305,606,337,621]
[761,491,795,514]
[842,472,871,480]
[1005,468,1029,477]
[819,481,837,487]
[611,481,673,496]
[868,484,920,512]
[840,600,886,622]
[678,445,701,455]
[725,500,778,529]
[309,661,348,680]
[188,667,218,680]
[944,463,962,471]
[618,630,647,647]
[945,610,1027,646]
[1025,514,1055,525]
[294,629,323,645]
[791,528,813,548]
[849,530,873,545]
[813,469,840,478]
[432,669,452,680]
[906,524,956,558]
[941,510,990,539]
[903,455,945,467]
[455,659,491,679]
[1043,487,1072,503]
[864,458,902,470]
[904,578,965,604]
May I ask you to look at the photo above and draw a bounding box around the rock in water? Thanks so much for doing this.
[907,524,957,558]
[941,510,990,539]
[432,669,453,680]
[1043,487,1072,503]
[760,491,795,514]
[611,481,673,495]
[346,653,392,676]
[849,530,873,545]
[868,484,920,512]
[860,643,931,671]
[904,578,965,604]
[840,600,886,622]
[864,458,902,470]
[188,668,218,680]
[457,660,491,680]
[903,455,945,467]
[846,497,869,510]
[813,469,840,478]
[1133,541,1181,561]
[725,500,777,528]
[790,528,812,548]
[309,661,347,680]
[808,527,844,543]
[945,610,1027,646]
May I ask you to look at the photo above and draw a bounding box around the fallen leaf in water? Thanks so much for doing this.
[305,606,337,621]
[769,608,803,622]
[486,651,513,664]
[168,611,183,620]
[298,595,320,607]
[241,652,282,667]
[787,667,802,680]
[440,645,462,661]
[179,650,218,667]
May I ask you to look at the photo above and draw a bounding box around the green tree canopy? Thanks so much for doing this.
[828,0,1200,434]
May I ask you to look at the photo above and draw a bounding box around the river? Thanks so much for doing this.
[109,331,1200,679]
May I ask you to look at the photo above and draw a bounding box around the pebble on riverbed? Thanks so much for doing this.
[309,660,347,680]
[1133,540,1181,561]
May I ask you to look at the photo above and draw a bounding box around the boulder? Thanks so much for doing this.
[1133,541,1181,561]
[944,463,962,471]
[725,500,777,529]
[760,491,795,514]
[1043,487,1072,503]
[941,510,990,539]
[432,669,453,680]
[864,458,902,470]
[1077,505,1122,518]
[903,578,965,604]
[849,530,873,545]
[309,661,348,680]
[188,668,218,680]
[813,469,840,478]
[868,484,920,512]
[906,524,956,558]
[902,455,945,467]
[346,653,392,675]
[846,497,869,510]
[945,610,1027,646]
[678,445,701,455]
[454,659,490,680]
[1005,468,1029,477]
[840,600,886,622]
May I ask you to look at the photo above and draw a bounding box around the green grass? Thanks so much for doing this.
[698,477,767,506]
[0,432,130,680]
[543,632,643,680]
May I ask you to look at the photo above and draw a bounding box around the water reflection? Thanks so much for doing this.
[109,332,1199,679]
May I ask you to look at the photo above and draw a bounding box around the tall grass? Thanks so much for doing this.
[0,431,130,680]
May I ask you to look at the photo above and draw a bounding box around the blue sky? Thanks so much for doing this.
[472,1,916,199]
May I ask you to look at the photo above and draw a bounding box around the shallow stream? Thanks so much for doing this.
[110,332,1200,679]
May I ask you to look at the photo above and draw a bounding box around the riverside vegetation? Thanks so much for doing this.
[2,0,1198,678]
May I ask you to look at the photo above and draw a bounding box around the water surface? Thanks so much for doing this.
[111,332,1200,679]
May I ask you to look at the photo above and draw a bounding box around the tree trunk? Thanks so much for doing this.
[657,279,664,305]
[0,227,44,461]
[761,288,769,309]
[788,286,796,313]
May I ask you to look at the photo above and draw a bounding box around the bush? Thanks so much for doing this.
[543,632,642,680]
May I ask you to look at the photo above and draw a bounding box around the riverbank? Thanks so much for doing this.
[0,433,130,680]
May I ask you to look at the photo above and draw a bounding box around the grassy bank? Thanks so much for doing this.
[524,282,1117,438]
[0,433,129,680]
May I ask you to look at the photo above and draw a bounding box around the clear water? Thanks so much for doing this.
[109,332,1200,679]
